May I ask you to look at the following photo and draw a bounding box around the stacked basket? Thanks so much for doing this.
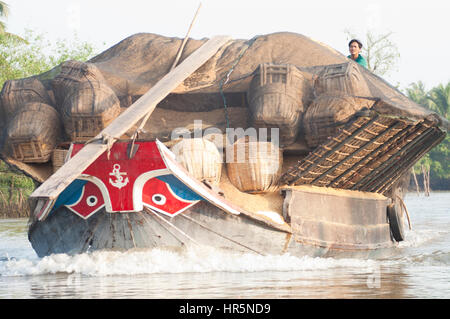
[52,60,121,142]
[247,63,306,146]
[170,138,223,185]
[5,102,62,163]
[303,94,376,148]
[226,136,282,193]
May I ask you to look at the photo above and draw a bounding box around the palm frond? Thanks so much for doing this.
[0,1,9,17]
[427,83,450,118]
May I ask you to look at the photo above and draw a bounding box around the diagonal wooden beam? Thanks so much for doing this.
[30,35,231,201]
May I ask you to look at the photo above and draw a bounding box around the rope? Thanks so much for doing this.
[144,207,200,246]
[83,133,117,160]
[180,213,265,256]
[219,36,259,129]
[396,195,412,230]
[126,5,203,159]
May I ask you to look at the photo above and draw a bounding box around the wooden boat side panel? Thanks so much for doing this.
[28,200,290,258]
[283,187,393,250]
[176,201,291,255]
[29,195,396,259]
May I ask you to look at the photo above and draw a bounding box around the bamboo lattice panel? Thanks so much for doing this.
[280,114,445,194]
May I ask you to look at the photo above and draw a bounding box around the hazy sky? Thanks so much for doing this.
[4,0,450,90]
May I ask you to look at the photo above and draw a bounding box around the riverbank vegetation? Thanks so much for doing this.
[0,161,33,217]
[405,81,450,192]
[0,26,97,217]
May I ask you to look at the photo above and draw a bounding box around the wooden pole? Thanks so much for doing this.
[412,168,420,195]
[421,164,430,196]
[170,2,202,71]
[127,2,203,158]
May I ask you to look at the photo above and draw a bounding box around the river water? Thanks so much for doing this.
[0,192,448,299]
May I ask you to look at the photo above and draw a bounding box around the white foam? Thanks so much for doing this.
[0,245,378,277]
[398,228,444,248]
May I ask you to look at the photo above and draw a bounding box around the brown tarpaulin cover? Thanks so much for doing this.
[0,32,448,183]
[80,32,446,129]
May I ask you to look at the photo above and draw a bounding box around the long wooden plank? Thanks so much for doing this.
[102,35,230,139]
[30,35,231,200]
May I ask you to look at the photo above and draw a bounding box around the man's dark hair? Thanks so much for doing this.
[348,39,363,49]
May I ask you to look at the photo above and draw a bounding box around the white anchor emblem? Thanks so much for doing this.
[109,164,129,189]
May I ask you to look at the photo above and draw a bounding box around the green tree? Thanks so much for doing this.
[406,81,450,190]
[0,1,24,42]
[0,27,98,215]
[405,81,432,109]
[427,83,450,119]
[426,82,450,182]
[0,29,96,86]
[0,1,8,34]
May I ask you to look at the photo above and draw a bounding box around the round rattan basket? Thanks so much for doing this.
[170,138,223,185]
[6,102,62,163]
[247,63,306,146]
[225,137,282,193]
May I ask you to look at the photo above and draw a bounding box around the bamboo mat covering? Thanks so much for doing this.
[280,112,445,195]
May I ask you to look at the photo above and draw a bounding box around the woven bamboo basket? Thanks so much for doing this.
[5,102,62,163]
[170,138,223,185]
[314,62,371,97]
[61,79,121,142]
[0,77,53,118]
[247,63,306,146]
[225,137,282,193]
[303,94,376,148]
[52,60,106,108]
[51,148,69,173]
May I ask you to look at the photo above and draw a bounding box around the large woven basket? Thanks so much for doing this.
[314,62,371,97]
[0,77,53,118]
[303,94,376,148]
[52,60,106,108]
[52,60,120,141]
[247,63,306,146]
[225,137,282,193]
[170,138,223,185]
[5,102,62,163]
[60,77,121,142]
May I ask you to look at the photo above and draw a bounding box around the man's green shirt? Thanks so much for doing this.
[347,54,367,68]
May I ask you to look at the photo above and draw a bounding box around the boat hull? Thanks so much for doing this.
[27,140,396,259]
[28,199,395,259]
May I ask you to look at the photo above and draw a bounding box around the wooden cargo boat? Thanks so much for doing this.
[0,32,448,258]
[27,139,394,258]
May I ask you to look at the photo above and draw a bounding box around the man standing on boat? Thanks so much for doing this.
[348,39,368,68]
